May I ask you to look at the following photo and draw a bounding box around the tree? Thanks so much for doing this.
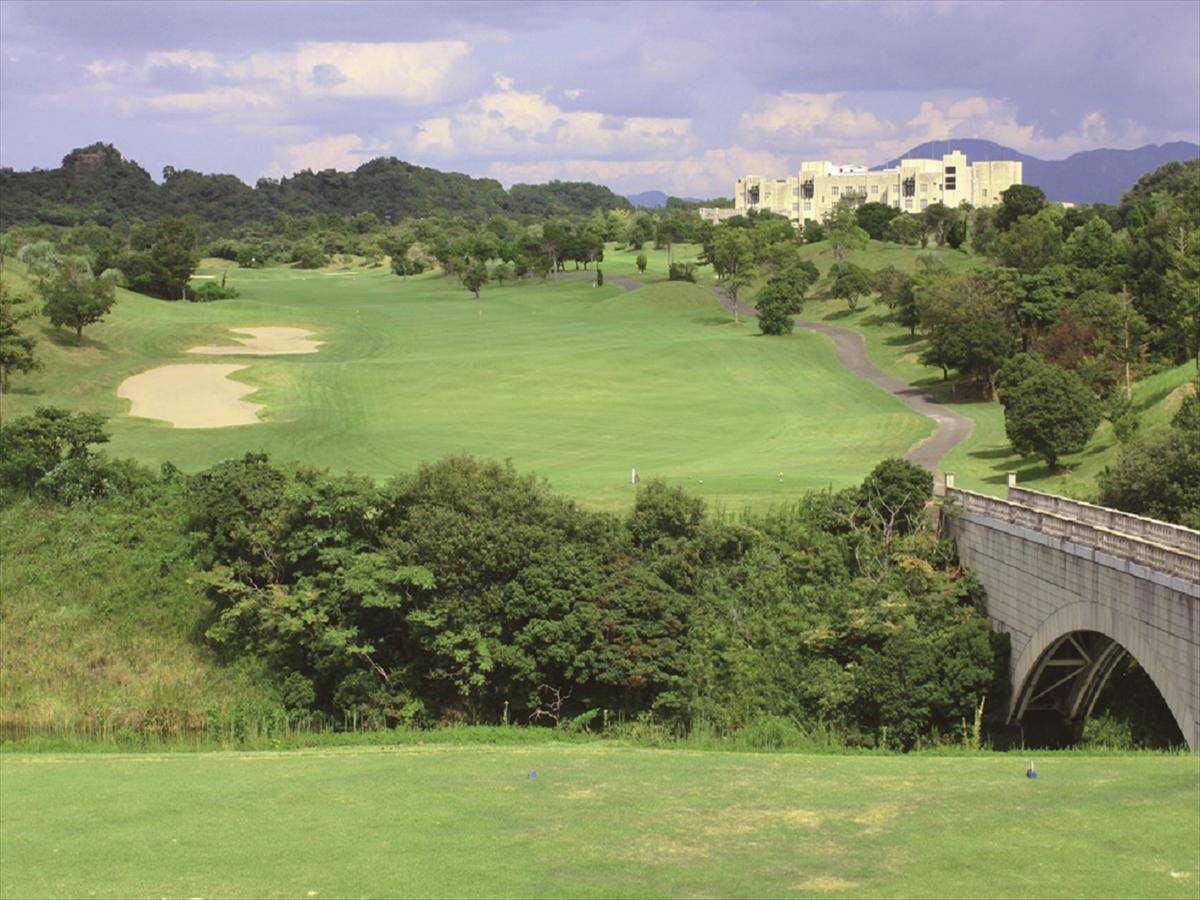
[756,262,818,335]
[801,219,826,243]
[921,202,958,247]
[996,353,1101,468]
[655,216,685,265]
[1098,386,1200,528]
[996,214,1063,274]
[712,229,757,324]
[829,261,873,311]
[855,202,900,241]
[859,458,932,538]
[39,255,117,344]
[917,268,1019,395]
[995,184,1047,231]
[872,266,908,310]
[887,214,923,246]
[0,279,40,392]
[635,253,648,274]
[461,260,489,299]
[0,406,109,491]
[826,201,868,264]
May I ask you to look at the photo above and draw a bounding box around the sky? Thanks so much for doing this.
[1,0,1198,197]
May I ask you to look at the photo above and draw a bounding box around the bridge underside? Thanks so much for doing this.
[1012,631,1146,745]
[946,486,1199,751]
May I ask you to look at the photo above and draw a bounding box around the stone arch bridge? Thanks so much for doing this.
[943,478,1199,750]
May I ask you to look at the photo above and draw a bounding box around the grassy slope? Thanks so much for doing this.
[787,240,1198,498]
[1,251,929,512]
[1,745,1197,899]
[0,497,273,739]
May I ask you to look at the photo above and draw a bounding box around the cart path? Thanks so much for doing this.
[706,285,972,474]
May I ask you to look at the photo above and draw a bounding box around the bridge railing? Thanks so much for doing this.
[947,488,1200,584]
[1008,487,1200,557]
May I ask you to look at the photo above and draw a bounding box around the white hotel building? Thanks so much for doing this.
[702,150,1022,226]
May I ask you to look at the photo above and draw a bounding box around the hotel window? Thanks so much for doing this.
[982,188,988,198]
[831,186,840,196]
[920,182,928,193]
[893,200,900,208]
[920,199,928,209]
[804,201,812,211]
[871,184,879,194]
[905,198,913,210]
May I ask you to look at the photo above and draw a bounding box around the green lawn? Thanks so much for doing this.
[1,745,1196,899]
[2,254,929,512]
[789,241,1198,498]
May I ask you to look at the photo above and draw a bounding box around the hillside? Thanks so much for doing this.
[874,139,1200,204]
[0,143,633,229]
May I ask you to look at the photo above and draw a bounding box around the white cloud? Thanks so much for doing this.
[488,145,789,197]
[84,40,470,120]
[292,42,468,101]
[901,96,1150,158]
[273,134,391,174]
[741,92,893,143]
[408,82,694,161]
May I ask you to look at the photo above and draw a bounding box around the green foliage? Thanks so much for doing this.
[1098,384,1200,526]
[859,458,932,538]
[0,278,40,390]
[635,252,648,274]
[826,201,869,263]
[756,261,818,335]
[829,261,874,311]
[855,201,901,241]
[667,261,696,282]
[995,184,1048,231]
[0,406,111,495]
[120,217,199,300]
[997,353,1102,468]
[917,267,1020,394]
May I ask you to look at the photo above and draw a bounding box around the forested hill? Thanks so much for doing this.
[0,143,633,228]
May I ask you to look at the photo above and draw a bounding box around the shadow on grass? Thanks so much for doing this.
[823,308,856,321]
[40,327,110,352]
[695,316,734,326]
[883,332,922,348]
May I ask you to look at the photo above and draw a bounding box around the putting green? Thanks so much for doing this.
[5,260,932,511]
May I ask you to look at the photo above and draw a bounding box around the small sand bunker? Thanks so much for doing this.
[118,364,263,428]
[189,327,322,356]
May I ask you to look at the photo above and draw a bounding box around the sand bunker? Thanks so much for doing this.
[188,327,322,356]
[118,364,263,428]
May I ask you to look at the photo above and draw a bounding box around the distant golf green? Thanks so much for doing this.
[2,745,1196,899]
[3,257,931,511]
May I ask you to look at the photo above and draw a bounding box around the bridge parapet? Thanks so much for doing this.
[1008,486,1199,557]
[947,488,1200,587]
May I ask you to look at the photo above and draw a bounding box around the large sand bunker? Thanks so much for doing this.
[118,364,264,428]
[189,327,322,356]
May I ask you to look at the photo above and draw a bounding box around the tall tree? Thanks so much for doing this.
[38,255,117,344]
[826,201,868,264]
[995,184,1048,231]
[0,279,40,392]
[712,229,757,325]
[996,353,1102,469]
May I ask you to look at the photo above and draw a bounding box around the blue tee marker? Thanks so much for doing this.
[1026,760,1038,779]
[528,769,538,780]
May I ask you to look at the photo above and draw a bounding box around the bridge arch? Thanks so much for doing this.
[1011,601,1192,747]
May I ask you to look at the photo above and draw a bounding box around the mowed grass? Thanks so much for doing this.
[1,745,1197,899]
[789,240,1199,498]
[2,256,929,511]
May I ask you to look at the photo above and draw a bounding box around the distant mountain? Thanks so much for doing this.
[873,139,1200,204]
[626,190,670,208]
[0,143,633,228]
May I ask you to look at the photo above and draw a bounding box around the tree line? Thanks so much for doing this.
[0,407,999,748]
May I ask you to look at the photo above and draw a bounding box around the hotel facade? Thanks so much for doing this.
[702,150,1022,226]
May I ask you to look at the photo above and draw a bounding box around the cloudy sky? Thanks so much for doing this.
[1,0,1197,196]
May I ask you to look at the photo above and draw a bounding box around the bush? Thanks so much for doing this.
[192,280,240,302]
[668,262,696,282]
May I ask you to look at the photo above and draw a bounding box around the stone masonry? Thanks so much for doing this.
[944,478,1199,751]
